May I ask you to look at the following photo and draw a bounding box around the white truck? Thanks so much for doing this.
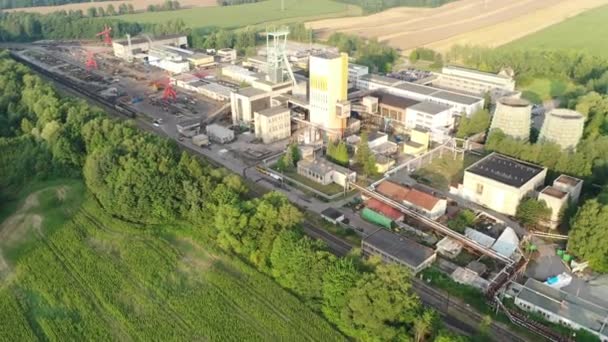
[192,134,210,147]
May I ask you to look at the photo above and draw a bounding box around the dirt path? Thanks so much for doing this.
[307,0,608,53]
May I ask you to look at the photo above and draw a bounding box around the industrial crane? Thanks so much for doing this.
[96,25,113,45]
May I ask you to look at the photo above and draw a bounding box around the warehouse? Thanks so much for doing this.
[515,279,608,341]
[456,153,547,216]
[432,66,516,95]
[357,75,484,117]
[374,91,420,126]
[112,34,188,60]
[405,101,453,142]
[362,228,436,274]
[206,124,234,144]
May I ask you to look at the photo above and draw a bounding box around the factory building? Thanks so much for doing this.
[539,109,585,150]
[148,47,190,74]
[553,175,583,204]
[356,74,484,117]
[309,52,351,136]
[514,279,608,342]
[490,97,532,140]
[222,65,261,85]
[348,63,369,87]
[373,92,420,129]
[217,48,237,63]
[296,158,356,187]
[456,153,547,216]
[254,106,291,144]
[206,124,234,144]
[112,34,188,59]
[405,101,453,142]
[362,228,436,274]
[375,181,447,220]
[538,186,569,229]
[433,65,516,95]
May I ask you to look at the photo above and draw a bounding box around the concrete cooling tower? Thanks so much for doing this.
[539,109,584,150]
[490,97,531,140]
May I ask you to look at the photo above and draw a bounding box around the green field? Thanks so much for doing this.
[117,0,352,28]
[519,77,575,104]
[0,180,344,341]
[506,5,608,58]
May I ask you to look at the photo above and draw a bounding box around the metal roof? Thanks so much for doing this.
[395,82,438,95]
[256,106,289,117]
[375,91,419,109]
[518,278,608,336]
[466,153,545,188]
[363,228,435,268]
[409,101,450,115]
[432,90,481,105]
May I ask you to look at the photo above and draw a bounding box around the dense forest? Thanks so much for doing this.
[0,0,110,10]
[335,0,456,13]
[0,52,462,341]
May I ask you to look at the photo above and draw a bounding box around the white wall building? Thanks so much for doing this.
[357,74,484,117]
[254,106,291,144]
[112,34,188,60]
[206,124,234,144]
[433,65,516,95]
[457,153,547,216]
[405,101,453,142]
[296,158,356,187]
[538,186,569,229]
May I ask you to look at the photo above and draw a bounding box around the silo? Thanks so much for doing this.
[490,97,532,140]
[539,109,585,150]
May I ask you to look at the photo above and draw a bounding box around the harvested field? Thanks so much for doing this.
[6,0,216,14]
[307,0,608,54]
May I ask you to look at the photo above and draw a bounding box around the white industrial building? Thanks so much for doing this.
[112,34,188,60]
[296,158,356,187]
[538,186,569,229]
[539,109,585,150]
[553,175,583,204]
[222,65,261,84]
[455,153,547,216]
[405,101,453,142]
[348,63,369,87]
[356,74,484,117]
[432,65,516,95]
[217,48,237,63]
[254,106,291,143]
[515,279,608,342]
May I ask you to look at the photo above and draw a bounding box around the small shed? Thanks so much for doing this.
[321,208,344,224]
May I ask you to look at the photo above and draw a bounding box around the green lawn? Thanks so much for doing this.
[519,77,574,104]
[506,4,608,58]
[0,181,344,341]
[117,0,352,29]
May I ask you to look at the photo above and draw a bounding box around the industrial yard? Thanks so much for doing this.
[307,0,608,53]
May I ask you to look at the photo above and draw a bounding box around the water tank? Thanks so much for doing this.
[539,109,584,150]
[490,97,532,140]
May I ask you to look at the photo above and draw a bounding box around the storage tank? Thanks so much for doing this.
[361,208,393,229]
[490,97,532,140]
[539,109,584,150]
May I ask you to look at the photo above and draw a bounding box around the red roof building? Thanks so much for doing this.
[374,181,447,220]
[365,198,404,221]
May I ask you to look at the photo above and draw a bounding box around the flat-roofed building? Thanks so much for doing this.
[403,127,430,156]
[405,101,453,142]
[296,158,356,187]
[217,48,237,63]
[348,63,369,86]
[458,153,547,216]
[375,91,420,127]
[553,175,583,204]
[254,106,291,144]
[206,124,234,144]
[186,53,215,68]
[357,75,484,117]
[538,186,569,229]
[230,87,270,125]
[515,278,608,341]
[433,65,516,95]
[112,34,188,59]
[362,228,436,274]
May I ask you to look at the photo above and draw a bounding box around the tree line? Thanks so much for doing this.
[0,0,110,10]
[327,32,399,73]
[334,0,455,13]
[0,52,464,341]
[216,0,261,5]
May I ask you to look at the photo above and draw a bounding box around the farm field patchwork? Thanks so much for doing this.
[0,180,344,341]
[117,0,352,29]
[505,4,608,58]
[307,0,608,53]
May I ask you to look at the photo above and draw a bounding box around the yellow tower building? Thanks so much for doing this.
[309,52,350,137]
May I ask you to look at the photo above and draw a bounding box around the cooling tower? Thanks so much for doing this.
[490,97,532,140]
[539,109,584,150]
